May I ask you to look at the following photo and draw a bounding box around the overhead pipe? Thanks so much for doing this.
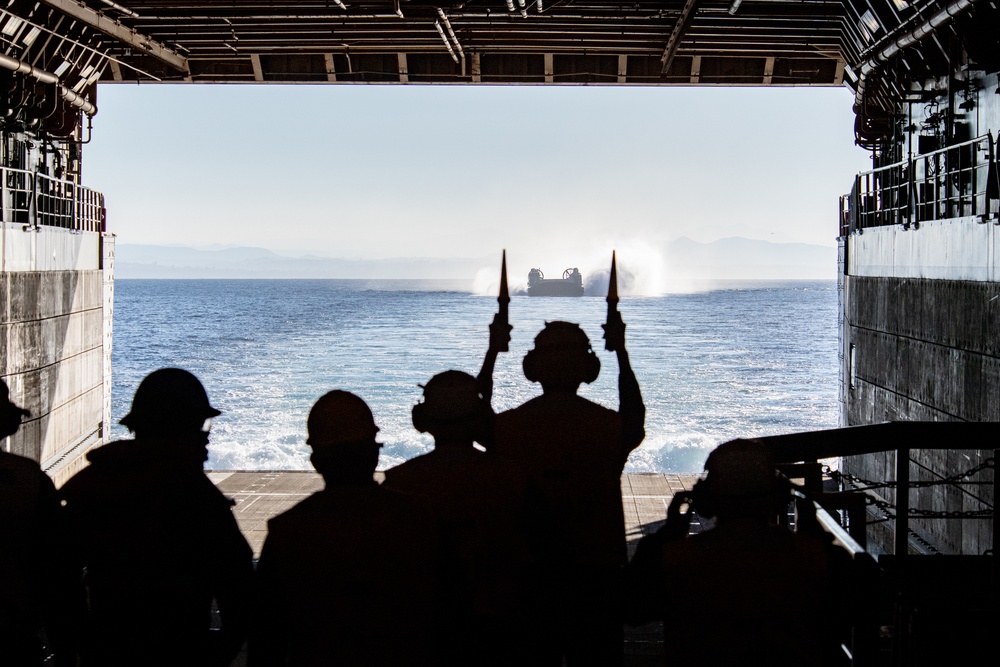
[434,21,459,64]
[853,0,981,113]
[3,74,29,119]
[98,0,139,18]
[437,8,465,72]
[0,53,97,116]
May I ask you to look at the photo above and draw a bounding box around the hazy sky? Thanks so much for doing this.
[84,83,870,272]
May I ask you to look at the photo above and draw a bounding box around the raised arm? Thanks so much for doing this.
[602,251,645,462]
[478,314,511,407]
[603,314,646,461]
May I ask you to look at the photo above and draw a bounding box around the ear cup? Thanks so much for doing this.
[771,477,794,514]
[522,350,540,384]
[411,402,431,434]
[689,478,718,519]
[582,349,601,384]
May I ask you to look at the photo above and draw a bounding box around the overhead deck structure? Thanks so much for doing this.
[35,0,850,87]
[1,1,986,144]
[0,0,921,94]
[2,2,984,140]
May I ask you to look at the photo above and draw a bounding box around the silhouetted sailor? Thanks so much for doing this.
[0,379,82,667]
[626,439,853,666]
[384,371,531,665]
[60,368,253,667]
[250,391,439,667]
[483,315,645,666]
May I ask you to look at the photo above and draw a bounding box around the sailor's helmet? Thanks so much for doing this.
[120,368,221,432]
[307,390,379,447]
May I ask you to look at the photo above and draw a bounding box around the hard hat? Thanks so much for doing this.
[307,390,379,447]
[119,368,221,431]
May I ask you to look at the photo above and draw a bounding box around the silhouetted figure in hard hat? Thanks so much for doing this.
[482,318,645,666]
[60,368,253,667]
[250,391,440,667]
[626,439,853,666]
[0,379,82,667]
[384,371,532,665]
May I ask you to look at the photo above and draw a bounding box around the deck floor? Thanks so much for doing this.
[207,471,700,558]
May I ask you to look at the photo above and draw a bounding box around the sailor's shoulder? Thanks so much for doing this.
[0,449,44,476]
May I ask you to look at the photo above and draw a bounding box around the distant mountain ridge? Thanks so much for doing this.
[114,244,493,279]
[113,237,836,280]
[664,236,835,280]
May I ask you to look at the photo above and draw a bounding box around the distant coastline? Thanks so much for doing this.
[113,237,837,282]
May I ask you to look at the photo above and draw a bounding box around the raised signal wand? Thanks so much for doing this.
[498,249,510,352]
[604,250,622,351]
[478,250,512,407]
[602,250,646,460]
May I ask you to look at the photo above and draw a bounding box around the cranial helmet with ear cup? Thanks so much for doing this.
[522,321,601,385]
[690,439,791,519]
[411,370,489,434]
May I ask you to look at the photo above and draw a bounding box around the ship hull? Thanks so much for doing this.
[0,133,112,486]
[839,63,1000,557]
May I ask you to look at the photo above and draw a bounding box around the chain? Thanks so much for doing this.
[826,458,994,491]
[907,507,993,518]
[852,495,945,553]
[825,465,994,520]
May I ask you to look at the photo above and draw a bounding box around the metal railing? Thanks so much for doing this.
[754,421,996,558]
[1,167,104,232]
[842,134,999,234]
[755,422,997,665]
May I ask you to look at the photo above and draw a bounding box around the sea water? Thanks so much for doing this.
[110,279,838,473]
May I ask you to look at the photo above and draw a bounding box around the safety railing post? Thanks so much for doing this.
[993,447,998,619]
[907,154,915,225]
[895,447,910,557]
[1,166,5,274]
[28,171,36,230]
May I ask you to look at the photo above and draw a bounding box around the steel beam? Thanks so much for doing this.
[661,0,701,74]
[40,0,189,72]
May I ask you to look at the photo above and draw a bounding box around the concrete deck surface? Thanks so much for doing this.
[207,471,699,558]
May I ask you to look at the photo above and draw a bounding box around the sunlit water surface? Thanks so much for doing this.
[110,279,838,473]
